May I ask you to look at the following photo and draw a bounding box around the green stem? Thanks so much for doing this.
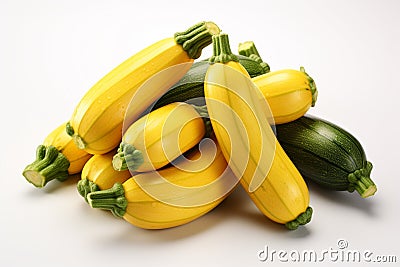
[174,21,220,59]
[112,142,144,171]
[87,183,128,218]
[347,161,377,198]
[238,41,261,57]
[23,145,70,188]
[238,41,270,73]
[285,206,313,230]
[66,121,74,136]
[77,178,99,202]
[300,66,318,107]
[209,33,238,64]
[66,122,86,149]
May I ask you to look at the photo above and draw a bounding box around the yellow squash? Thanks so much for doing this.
[66,21,220,154]
[112,102,206,172]
[23,123,92,188]
[239,41,317,124]
[253,67,317,124]
[77,150,131,201]
[204,34,312,230]
[87,141,237,229]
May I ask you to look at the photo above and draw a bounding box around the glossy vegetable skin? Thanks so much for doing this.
[276,115,377,198]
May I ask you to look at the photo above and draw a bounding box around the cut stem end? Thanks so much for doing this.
[238,41,261,58]
[174,21,221,59]
[348,161,376,198]
[112,142,144,172]
[23,145,70,188]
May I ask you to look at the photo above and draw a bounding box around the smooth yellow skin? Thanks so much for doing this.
[43,123,92,174]
[81,151,131,190]
[69,37,193,154]
[253,69,314,124]
[122,102,206,172]
[204,61,310,224]
[121,143,237,229]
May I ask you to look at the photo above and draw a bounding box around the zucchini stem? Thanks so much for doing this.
[348,161,377,198]
[174,21,220,59]
[23,145,70,188]
[238,41,270,73]
[300,67,318,107]
[209,34,238,64]
[66,122,86,149]
[238,41,261,58]
[285,206,313,230]
[87,183,127,218]
[112,142,144,172]
[77,178,99,202]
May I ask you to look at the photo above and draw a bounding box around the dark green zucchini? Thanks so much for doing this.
[275,115,377,198]
[152,61,208,110]
[234,54,270,77]
[152,54,269,110]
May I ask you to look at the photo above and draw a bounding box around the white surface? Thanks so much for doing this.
[1,0,399,266]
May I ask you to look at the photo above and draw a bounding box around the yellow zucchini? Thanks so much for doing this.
[23,123,92,188]
[112,102,206,172]
[253,67,317,124]
[87,141,237,229]
[239,40,317,124]
[66,21,220,154]
[204,34,312,230]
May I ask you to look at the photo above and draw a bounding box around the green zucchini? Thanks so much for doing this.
[275,115,377,198]
[152,54,269,110]
[233,54,270,77]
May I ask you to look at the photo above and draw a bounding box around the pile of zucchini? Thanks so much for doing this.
[22,21,376,232]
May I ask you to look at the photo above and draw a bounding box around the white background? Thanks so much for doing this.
[1,0,399,266]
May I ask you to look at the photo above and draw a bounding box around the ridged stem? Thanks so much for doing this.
[174,21,220,59]
[300,66,318,107]
[23,145,70,188]
[77,178,99,202]
[347,161,377,198]
[285,206,313,230]
[112,142,144,171]
[238,41,270,73]
[209,34,238,64]
[66,122,86,149]
[238,41,261,57]
[87,183,127,218]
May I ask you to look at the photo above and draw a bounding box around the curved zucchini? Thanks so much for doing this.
[204,34,312,230]
[66,21,220,154]
[87,142,237,229]
[275,115,377,198]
